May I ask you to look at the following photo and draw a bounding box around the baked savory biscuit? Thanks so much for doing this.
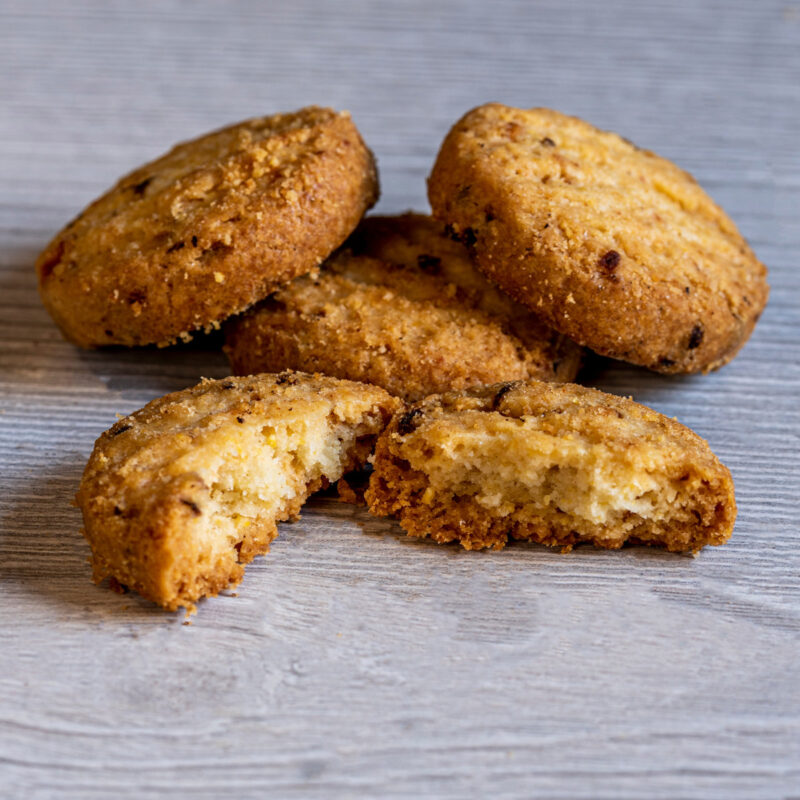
[76,372,399,610]
[428,104,768,373]
[37,107,378,348]
[224,214,581,401]
[366,379,736,552]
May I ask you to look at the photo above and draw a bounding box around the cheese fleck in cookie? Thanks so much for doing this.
[76,372,400,611]
[224,214,581,401]
[366,380,736,552]
[37,107,378,348]
[428,104,768,373]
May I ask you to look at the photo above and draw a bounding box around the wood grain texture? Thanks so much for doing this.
[1,1,799,798]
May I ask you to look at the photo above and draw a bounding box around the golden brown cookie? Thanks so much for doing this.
[224,214,581,401]
[366,379,736,552]
[37,107,378,348]
[76,372,399,611]
[428,104,768,373]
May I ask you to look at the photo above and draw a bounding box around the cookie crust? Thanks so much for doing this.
[366,380,736,552]
[76,372,399,610]
[428,104,768,373]
[224,214,581,401]
[37,107,378,347]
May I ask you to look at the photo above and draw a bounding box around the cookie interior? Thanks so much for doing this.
[157,402,376,589]
[367,382,735,552]
[78,375,398,610]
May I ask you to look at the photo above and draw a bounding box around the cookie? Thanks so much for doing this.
[428,104,768,373]
[76,372,399,610]
[224,213,581,401]
[366,379,736,552]
[37,107,378,348]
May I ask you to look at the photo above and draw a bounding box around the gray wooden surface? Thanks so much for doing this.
[1,1,799,798]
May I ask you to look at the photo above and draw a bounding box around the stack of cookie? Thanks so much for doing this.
[38,104,767,611]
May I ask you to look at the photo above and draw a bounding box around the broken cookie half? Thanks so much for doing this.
[76,372,400,610]
[366,380,735,553]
